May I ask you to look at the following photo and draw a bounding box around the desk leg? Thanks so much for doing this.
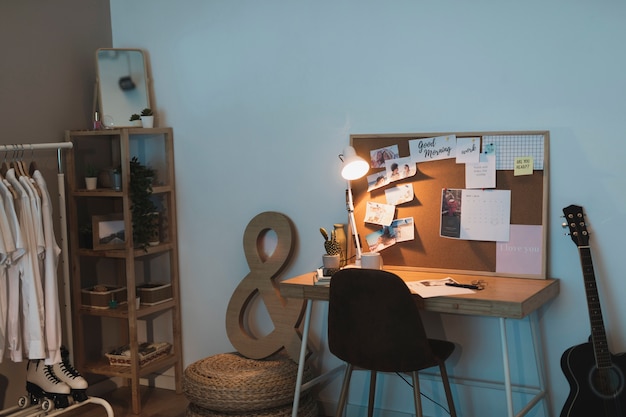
[530,312,550,417]
[292,299,313,417]
[499,317,514,417]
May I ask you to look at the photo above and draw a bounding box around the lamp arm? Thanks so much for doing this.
[346,181,362,264]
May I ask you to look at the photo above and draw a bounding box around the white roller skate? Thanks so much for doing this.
[51,346,88,402]
[26,359,71,410]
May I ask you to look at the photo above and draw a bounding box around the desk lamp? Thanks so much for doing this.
[339,146,369,264]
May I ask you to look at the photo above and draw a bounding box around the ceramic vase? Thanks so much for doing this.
[333,223,347,266]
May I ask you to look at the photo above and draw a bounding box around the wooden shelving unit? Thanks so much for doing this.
[65,127,183,415]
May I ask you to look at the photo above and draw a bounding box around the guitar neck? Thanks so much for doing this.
[578,246,611,369]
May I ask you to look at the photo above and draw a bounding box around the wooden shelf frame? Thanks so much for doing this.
[65,127,183,415]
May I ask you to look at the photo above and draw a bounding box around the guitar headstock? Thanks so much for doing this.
[562,204,589,247]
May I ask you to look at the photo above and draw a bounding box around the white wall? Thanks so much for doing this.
[110,1,626,416]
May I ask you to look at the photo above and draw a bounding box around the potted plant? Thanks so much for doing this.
[85,164,98,190]
[140,108,154,128]
[129,156,159,249]
[129,113,141,127]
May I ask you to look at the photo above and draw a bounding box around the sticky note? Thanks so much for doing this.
[514,156,533,176]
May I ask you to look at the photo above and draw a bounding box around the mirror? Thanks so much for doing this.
[96,48,150,128]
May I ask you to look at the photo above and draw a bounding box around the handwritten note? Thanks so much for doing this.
[456,137,480,163]
[409,135,457,164]
[465,153,496,189]
[514,156,534,176]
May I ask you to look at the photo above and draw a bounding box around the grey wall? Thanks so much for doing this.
[0,0,111,407]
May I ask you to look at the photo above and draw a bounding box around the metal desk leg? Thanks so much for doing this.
[530,312,550,417]
[292,299,313,417]
[500,317,514,417]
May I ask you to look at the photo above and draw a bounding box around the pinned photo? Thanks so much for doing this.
[370,145,399,169]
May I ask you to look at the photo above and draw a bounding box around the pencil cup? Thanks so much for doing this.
[361,252,383,269]
[322,254,340,269]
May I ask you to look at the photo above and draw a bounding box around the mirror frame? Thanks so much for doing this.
[95,48,151,128]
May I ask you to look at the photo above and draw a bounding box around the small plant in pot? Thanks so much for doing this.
[85,164,98,190]
[129,113,141,127]
[140,108,154,128]
[130,157,159,250]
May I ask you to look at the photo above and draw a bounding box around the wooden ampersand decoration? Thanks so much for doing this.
[225,212,306,362]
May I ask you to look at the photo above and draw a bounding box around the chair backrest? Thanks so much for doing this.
[328,268,435,372]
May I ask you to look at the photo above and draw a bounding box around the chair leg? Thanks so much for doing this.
[411,371,423,417]
[367,371,377,417]
[335,363,354,417]
[439,362,457,417]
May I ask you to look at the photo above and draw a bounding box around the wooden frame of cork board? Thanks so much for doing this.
[348,130,549,279]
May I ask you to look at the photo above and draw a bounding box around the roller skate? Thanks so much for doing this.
[26,359,71,410]
[50,346,88,402]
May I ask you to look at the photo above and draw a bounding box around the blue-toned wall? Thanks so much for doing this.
[110,1,626,415]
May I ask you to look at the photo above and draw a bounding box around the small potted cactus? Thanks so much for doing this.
[320,227,341,270]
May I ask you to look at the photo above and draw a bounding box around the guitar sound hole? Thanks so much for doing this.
[589,365,625,399]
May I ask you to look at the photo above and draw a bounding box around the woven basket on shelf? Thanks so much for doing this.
[183,351,315,413]
[185,393,318,417]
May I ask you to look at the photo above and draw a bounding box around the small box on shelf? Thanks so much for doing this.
[137,283,172,305]
[81,285,127,309]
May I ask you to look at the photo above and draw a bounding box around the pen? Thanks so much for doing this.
[445,282,480,290]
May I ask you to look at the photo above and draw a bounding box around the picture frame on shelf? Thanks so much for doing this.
[92,214,126,250]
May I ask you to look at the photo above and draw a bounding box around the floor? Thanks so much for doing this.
[57,387,188,417]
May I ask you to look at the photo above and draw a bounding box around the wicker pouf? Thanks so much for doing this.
[183,351,315,413]
[185,393,318,417]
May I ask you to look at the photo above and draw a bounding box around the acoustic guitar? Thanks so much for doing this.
[560,204,626,417]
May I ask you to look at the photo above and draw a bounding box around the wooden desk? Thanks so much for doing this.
[280,269,559,417]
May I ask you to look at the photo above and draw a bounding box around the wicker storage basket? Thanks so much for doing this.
[81,286,127,309]
[183,351,315,413]
[185,393,318,417]
[137,282,172,305]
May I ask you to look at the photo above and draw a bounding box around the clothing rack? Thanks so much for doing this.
[0,141,112,416]
[2,141,74,356]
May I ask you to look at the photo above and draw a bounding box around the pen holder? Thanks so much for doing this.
[361,252,383,269]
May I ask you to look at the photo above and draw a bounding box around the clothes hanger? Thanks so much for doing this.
[0,145,9,177]
[29,145,39,175]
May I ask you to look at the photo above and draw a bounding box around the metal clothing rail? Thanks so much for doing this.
[0,141,113,417]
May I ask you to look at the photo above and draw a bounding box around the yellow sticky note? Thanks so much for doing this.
[514,156,534,176]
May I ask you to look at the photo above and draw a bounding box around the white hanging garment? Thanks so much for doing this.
[0,177,26,362]
[33,171,62,365]
[6,168,46,360]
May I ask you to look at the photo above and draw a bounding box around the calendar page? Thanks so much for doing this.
[441,188,511,242]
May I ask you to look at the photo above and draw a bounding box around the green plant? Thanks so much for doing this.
[129,156,158,250]
[129,113,140,121]
[85,164,98,177]
[140,108,153,117]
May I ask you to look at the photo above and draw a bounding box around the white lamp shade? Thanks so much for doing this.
[341,146,369,180]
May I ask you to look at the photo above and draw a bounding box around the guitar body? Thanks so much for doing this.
[560,339,626,417]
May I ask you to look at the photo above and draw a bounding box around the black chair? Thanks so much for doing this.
[328,268,457,417]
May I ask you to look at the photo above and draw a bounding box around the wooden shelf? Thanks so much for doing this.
[65,127,183,415]
[79,299,176,319]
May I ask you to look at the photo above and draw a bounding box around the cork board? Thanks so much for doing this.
[349,131,549,279]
